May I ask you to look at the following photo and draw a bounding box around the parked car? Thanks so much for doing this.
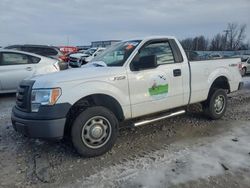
[240,57,250,76]
[69,47,105,67]
[11,36,242,157]
[0,50,60,94]
[4,45,68,70]
[241,53,250,62]
[208,53,223,59]
[58,46,78,54]
[58,46,78,61]
[185,51,200,61]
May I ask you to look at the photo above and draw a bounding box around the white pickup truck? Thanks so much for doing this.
[11,36,243,157]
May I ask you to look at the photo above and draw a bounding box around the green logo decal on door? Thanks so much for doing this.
[149,84,168,96]
[148,75,169,96]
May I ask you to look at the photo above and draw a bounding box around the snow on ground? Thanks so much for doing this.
[66,121,250,188]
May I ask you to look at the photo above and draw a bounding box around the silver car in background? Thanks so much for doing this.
[0,50,60,93]
[69,47,106,67]
[4,44,68,70]
[241,57,250,76]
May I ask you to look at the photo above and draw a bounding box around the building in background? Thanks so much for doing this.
[91,40,121,48]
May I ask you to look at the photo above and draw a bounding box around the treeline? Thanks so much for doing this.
[181,23,249,51]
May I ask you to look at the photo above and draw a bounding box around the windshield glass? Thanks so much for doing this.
[85,48,96,55]
[92,40,141,66]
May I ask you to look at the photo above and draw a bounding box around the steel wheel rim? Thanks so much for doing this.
[214,95,225,114]
[81,116,112,149]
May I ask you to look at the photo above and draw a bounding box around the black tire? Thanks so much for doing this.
[71,106,118,157]
[203,89,227,120]
[242,67,246,76]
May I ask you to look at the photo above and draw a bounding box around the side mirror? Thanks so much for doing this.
[132,55,157,71]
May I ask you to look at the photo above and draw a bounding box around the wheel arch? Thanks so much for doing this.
[64,94,125,136]
[207,76,230,100]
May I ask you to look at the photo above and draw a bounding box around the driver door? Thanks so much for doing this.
[127,40,185,118]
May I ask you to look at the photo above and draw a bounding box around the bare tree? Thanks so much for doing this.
[247,40,250,50]
[240,40,250,50]
[227,23,247,50]
[196,36,209,50]
[181,23,248,51]
[181,36,209,51]
[210,34,224,51]
[180,38,193,51]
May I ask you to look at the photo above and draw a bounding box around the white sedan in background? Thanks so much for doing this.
[0,50,60,93]
[69,47,106,67]
[241,57,250,76]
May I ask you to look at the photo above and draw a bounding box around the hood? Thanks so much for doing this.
[70,53,89,59]
[31,66,126,88]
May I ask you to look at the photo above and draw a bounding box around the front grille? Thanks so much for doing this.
[69,57,78,62]
[16,80,35,112]
[16,85,29,110]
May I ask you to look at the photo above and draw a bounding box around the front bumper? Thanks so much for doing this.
[11,103,71,139]
[12,114,66,139]
[69,61,81,67]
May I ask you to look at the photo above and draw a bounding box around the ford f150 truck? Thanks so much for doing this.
[11,36,243,157]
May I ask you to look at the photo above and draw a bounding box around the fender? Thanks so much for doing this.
[206,67,232,98]
[57,80,132,119]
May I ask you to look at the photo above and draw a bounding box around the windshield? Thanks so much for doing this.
[85,48,97,55]
[92,40,141,66]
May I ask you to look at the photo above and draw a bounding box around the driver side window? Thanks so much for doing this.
[139,41,175,65]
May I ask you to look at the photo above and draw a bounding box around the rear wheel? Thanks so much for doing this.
[203,89,227,120]
[71,106,118,157]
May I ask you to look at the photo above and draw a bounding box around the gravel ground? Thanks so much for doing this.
[0,76,250,188]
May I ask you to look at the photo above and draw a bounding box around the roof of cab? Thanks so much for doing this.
[123,36,177,42]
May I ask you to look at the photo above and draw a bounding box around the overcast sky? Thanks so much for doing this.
[0,0,249,46]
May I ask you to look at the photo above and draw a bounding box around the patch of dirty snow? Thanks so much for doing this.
[65,121,250,188]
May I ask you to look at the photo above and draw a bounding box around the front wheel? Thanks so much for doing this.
[71,106,118,157]
[203,89,227,120]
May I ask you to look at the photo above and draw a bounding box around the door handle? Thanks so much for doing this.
[26,67,33,71]
[173,69,181,77]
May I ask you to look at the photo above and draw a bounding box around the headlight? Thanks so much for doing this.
[31,88,61,112]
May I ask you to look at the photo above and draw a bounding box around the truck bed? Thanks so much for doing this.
[188,58,242,104]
